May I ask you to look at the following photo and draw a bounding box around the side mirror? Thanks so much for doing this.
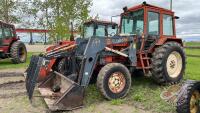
[174,16,180,19]
[123,6,128,12]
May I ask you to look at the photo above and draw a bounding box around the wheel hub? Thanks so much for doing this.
[190,90,200,113]
[108,72,125,93]
[166,51,183,78]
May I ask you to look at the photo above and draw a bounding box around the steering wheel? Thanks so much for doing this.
[108,32,116,37]
[135,27,143,34]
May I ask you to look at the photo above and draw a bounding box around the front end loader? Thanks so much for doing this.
[26,2,186,111]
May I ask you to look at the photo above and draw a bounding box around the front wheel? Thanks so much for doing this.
[151,42,186,85]
[97,63,131,100]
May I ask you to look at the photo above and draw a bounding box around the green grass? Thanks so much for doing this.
[83,42,200,113]
[0,52,39,70]
[0,42,200,113]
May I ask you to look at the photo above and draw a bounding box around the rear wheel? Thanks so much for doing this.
[151,42,186,85]
[177,81,200,113]
[97,63,131,100]
[10,41,27,64]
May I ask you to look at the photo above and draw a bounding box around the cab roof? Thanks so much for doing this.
[126,2,174,15]
[84,19,118,26]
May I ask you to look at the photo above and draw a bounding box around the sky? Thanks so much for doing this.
[90,0,200,38]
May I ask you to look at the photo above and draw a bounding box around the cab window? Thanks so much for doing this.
[107,25,117,36]
[96,25,105,37]
[121,9,144,35]
[163,14,173,36]
[0,28,3,39]
[84,25,94,38]
[4,28,12,37]
[148,12,159,35]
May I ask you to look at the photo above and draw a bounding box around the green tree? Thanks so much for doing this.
[0,0,19,23]
[30,0,92,42]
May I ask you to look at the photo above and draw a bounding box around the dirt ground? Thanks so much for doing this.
[0,69,151,113]
[25,44,52,52]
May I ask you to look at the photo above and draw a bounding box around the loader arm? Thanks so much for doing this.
[79,36,136,86]
[79,37,106,86]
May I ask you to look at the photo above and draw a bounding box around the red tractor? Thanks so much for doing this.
[0,21,27,63]
[26,2,186,111]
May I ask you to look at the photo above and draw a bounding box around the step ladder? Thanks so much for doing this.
[139,52,151,74]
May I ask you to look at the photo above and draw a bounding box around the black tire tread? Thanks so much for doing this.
[176,80,200,113]
[151,42,186,85]
[10,41,27,64]
[97,63,131,100]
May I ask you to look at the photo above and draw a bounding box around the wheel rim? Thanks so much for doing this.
[108,72,126,94]
[166,51,183,78]
[190,90,200,113]
[18,46,26,61]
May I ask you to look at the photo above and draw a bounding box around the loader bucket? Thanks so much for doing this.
[26,56,84,111]
[38,71,84,111]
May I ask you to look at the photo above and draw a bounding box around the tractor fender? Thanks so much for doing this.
[156,38,183,46]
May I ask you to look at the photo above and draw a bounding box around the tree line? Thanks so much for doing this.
[0,0,92,41]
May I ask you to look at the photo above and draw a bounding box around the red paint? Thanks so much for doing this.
[119,3,183,73]
[0,21,19,54]
[37,59,56,82]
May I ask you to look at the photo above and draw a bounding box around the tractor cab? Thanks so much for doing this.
[82,19,118,38]
[0,21,17,52]
[119,2,181,51]
[0,21,27,63]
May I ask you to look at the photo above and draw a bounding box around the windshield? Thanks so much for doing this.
[83,23,118,38]
[84,24,94,38]
[121,9,144,35]
[108,25,118,36]
[96,25,105,37]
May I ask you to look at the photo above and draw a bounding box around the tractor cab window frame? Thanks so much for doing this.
[4,28,12,38]
[83,24,94,39]
[95,25,106,37]
[147,11,160,36]
[163,14,174,36]
[107,25,118,37]
[121,9,144,35]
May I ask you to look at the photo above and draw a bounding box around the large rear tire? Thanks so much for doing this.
[151,42,186,85]
[177,81,200,113]
[10,41,27,64]
[97,63,131,100]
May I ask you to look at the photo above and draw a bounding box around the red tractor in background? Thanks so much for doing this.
[26,2,186,111]
[0,21,27,64]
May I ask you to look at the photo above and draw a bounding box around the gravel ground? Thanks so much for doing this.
[0,69,151,113]
[25,44,52,52]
